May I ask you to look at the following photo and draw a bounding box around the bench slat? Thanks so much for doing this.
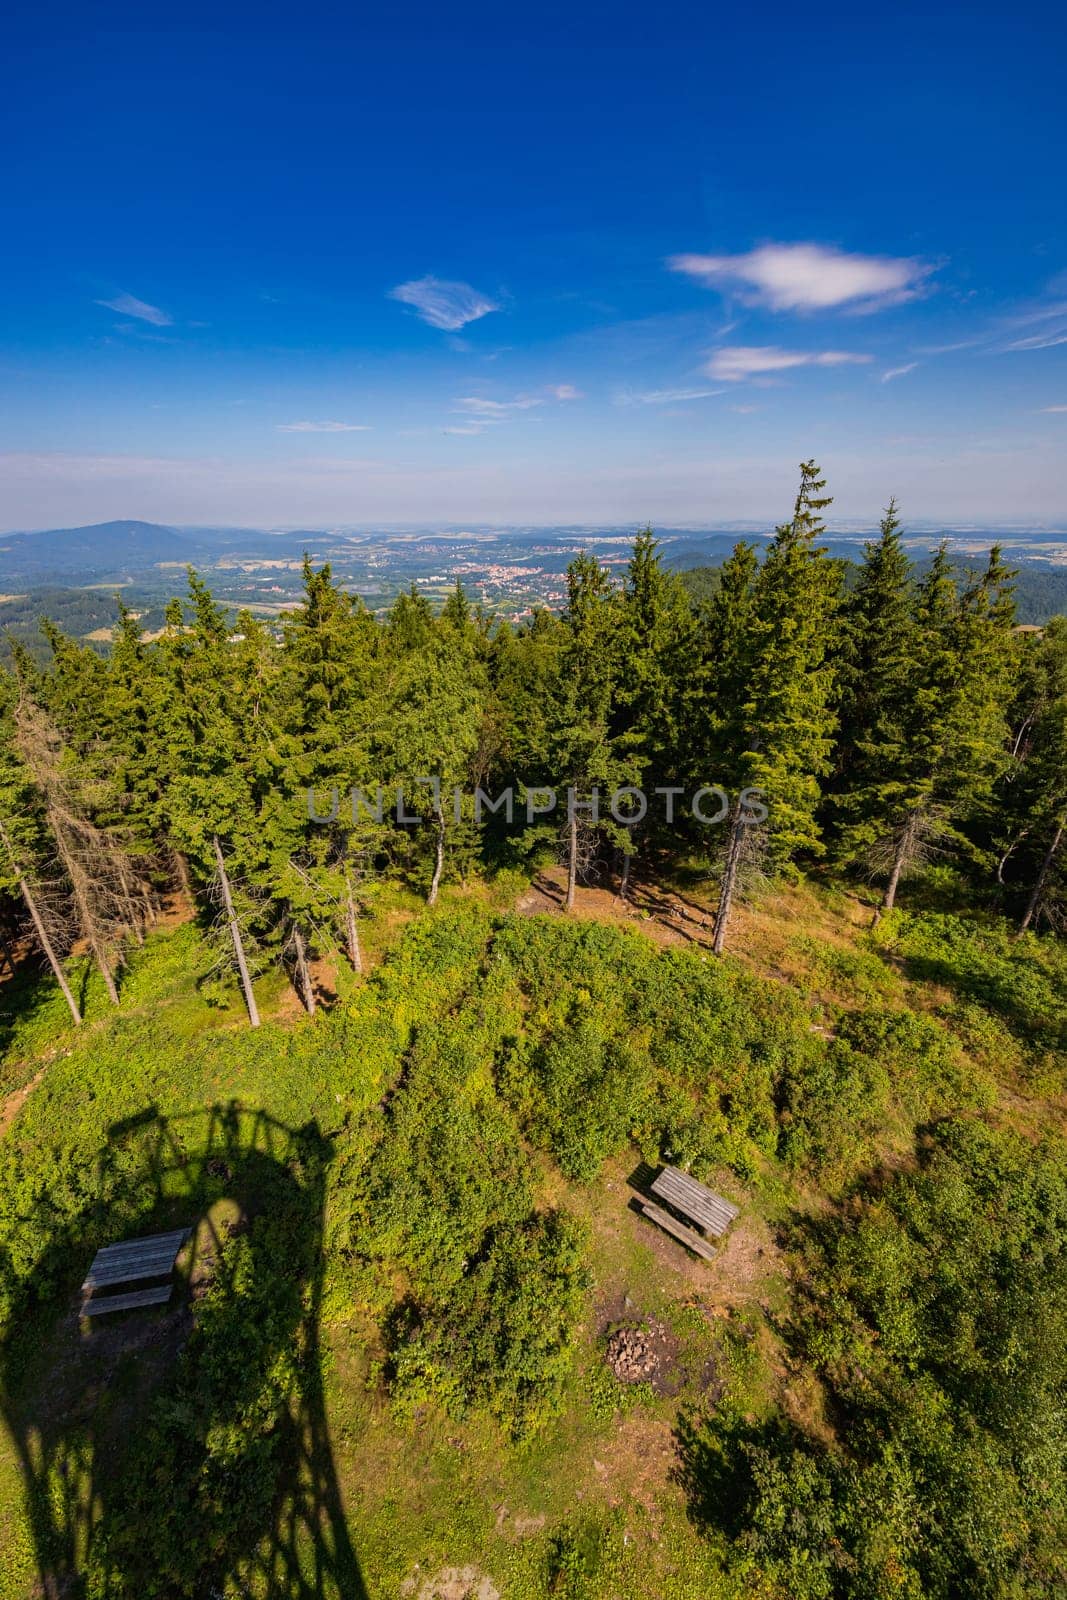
[82,1230,188,1291]
[640,1200,716,1260]
[82,1284,173,1317]
[88,1229,187,1259]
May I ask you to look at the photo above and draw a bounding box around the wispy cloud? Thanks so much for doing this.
[997,297,1067,351]
[1002,329,1067,352]
[705,346,871,381]
[1037,404,1067,413]
[617,386,726,405]
[388,275,500,331]
[452,395,544,417]
[95,292,172,326]
[882,362,919,382]
[442,425,489,435]
[547,383,583,400]
[669,242,935,313]
[276,420,370,433]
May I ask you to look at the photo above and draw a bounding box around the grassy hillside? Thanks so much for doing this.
[0,879,1063,1598]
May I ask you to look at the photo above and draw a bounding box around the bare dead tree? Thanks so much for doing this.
[0,816,82,1024]
[869,805,949,924]
[290,922,316,1015]
[1018,814,1064,935]
[212,834,260,1027]
[344,867,363,973]
[712,807,770,955]
[561,813,598,912]
[12,694,152,1005]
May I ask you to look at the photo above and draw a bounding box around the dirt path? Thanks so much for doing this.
[0,1065,46,1139]
[516,866,715,951]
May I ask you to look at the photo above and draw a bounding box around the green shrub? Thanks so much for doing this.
[501,1013,655,1181]
[683,1119,1067,1599]
[390,1209,590,1436]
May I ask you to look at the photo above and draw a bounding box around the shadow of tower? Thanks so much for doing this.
[0,1101,368,1599]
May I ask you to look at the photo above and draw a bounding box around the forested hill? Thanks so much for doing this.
[0,462,1063,1024]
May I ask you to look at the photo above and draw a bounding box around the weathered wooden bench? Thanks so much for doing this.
[81,1228,189,1317]
[638,1165,740,1258]
[652,1166,740,1236]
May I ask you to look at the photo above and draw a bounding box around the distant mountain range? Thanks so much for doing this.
[0,521,318,583]
[0,520,1063,629]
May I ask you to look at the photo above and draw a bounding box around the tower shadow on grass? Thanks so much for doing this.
[0,1101,367,1599]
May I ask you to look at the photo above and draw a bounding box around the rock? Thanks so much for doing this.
[606,1325,658,1382]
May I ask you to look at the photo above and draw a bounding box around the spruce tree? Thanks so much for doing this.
[614,529,694,891]
[831,500,919,866]
[552,554,637,910]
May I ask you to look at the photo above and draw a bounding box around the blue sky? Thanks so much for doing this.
[2,1,1066,529]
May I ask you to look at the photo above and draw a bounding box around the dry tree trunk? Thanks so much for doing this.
[713,805,745,956]
[427,804,446,907]
[344,870,363,973]
[292,924,316,1014]
[52,823,120,1004]
[565,810,578,912]
[12,692,143,1003]
[0,819,81,1024]
[874,808,926,925]
[212,834,260,1028]
[171,847,193,898]
[116,860,144,947]
[1019,815,1064,935]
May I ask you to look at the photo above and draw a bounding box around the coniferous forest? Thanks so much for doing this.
[0,465,1065,1599]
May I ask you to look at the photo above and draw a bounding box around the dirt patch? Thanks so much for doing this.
[697,1211,784,1312]
[515,867,703,951]
[0,1064,45,1139]
[594,1413,680,1521]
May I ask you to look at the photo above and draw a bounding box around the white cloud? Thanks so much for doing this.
[706,346,871,381]
[95,292,172,326]
[882,362,919,382]
[442,425,488,435]
[618,386,726,405]
[548,383,583,400]
[388,275,500,331]
[276,420,371,433]
[1038,404,1067,413]
[452,395,543,417]
[669,243,934,313]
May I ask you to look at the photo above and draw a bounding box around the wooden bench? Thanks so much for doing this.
[651,1167,739,1237]
[81,1228,188,1317]
[637,1166,740,1258]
